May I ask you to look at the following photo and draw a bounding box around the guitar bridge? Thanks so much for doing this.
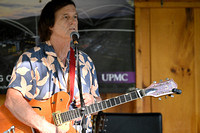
[52,111,62,126]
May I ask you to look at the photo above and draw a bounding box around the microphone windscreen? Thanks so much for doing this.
[70,31,80,41]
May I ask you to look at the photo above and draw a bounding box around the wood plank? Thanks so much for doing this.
[135,2,200,8]
[0,94,6,106]
[194,8,200,133]
[150,8,196,133]
[135,7,151,112]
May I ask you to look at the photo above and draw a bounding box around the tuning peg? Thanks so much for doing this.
[169,94,174,98]
[172,88,182,94]
[153,81,157,84]
[158,97,162,100]
[165,96,168,99]
[166,78,169,80]
[160,79,163,82]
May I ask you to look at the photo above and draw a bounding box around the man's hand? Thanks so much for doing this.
[74,93,95,108]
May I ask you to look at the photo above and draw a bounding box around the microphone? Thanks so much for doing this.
[70,31,80,44]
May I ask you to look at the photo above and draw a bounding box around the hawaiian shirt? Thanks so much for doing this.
[8,43,100,132]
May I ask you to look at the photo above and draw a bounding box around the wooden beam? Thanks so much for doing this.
[135,2,200,8]
[135,7,151,112]
[194,8,200,133]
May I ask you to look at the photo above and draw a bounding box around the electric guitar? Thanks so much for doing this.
[0,79,181,133]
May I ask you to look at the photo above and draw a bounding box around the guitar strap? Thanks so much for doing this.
[69,47,75,104]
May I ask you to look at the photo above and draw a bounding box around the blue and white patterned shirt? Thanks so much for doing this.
[8,43,100,132]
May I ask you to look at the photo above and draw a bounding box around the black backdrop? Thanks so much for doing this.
[0,0,135,94]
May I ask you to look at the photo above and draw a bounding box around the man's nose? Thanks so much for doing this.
[69,18,77,25]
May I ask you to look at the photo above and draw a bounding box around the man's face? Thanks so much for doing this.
[50,4,78,39]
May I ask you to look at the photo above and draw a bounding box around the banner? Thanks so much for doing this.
[0,0,135,94]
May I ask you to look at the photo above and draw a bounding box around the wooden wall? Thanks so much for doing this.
[103,1,200,133]
[0,1,200,133]
[134,1,200,133]
[0,95,6,105]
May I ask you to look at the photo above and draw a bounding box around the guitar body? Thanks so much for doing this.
[0,91,78,133]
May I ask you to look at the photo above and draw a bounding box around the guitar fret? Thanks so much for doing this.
[130,92,134,99]
[74,109,79,118]
[94,103,99,112]
[85,106,90,114]
[64,113,68,122]
[60,113,64,123]
[85,107,89,115]
[130,92,137,100]
[70,110,74,120]
[66,111,70,121]
[91,104,95,113]
[109,99,112,107]
[124,94,127,102]
[110,98,115,106]
[77,108,81,117]
[98,102,103,110]
[74,110,77,119]
[102,100,107,109]
[89,105,92,114]
[76,109,79,118]
[72,110,76,119]
[69,111,73,120]
[118,96,122,103]
[67,111,70,121]
[75,109,79,118]
[125,93,131,101]
[115,96,120,104]
[89,105,92,113]
[90,105,93,114]
[106,99,111,108]
[62,113,66,122]
[97,103,100,111]
[61,112,67,123]
[86,106,91,114]
[119,95,125,103]
[100,102,104,110]
[114,98,117,105]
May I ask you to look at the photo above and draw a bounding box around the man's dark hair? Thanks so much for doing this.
[38,0,76,42]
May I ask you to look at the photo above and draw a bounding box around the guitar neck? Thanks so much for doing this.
[55,89,145,125]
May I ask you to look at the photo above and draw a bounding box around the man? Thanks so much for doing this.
[4,0,101,132]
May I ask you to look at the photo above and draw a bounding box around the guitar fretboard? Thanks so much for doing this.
[53,89,145,125]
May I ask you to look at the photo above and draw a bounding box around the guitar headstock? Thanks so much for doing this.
[144,79,182,97]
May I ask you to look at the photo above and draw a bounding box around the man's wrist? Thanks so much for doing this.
[93,96,97,103]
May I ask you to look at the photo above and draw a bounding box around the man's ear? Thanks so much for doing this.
[49,26,53,31]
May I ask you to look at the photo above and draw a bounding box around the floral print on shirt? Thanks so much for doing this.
[8,43,100,132]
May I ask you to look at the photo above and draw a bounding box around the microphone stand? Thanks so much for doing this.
[73,40,87,133]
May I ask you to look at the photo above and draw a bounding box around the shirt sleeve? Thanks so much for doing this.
[7,52,37,100]
[87,55,100,97]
